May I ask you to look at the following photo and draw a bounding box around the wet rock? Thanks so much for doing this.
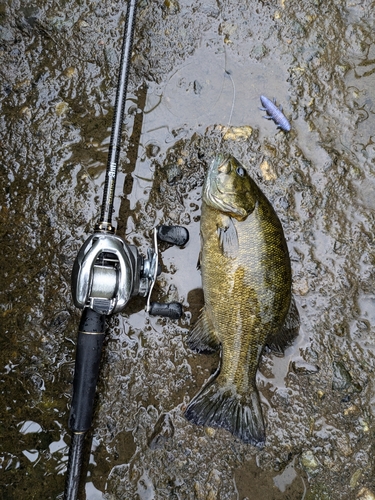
[335,435,353,458]
[204,427,216,438]
[49,310,70,332]
[357,488,375,500]
[20,106,32,121]
[145,142,160,158]
[0,25,14,42]
[291,359,320,375]
[223,125,253,141]
[128,104,140,115]
[260,160,277,181]
[194,469,221,500]
[305,482,331,500]
[251,44,268,60]
[64,66,77,78]
[164,163,182,184]
[300,451,320,476]
[55,101,69,116]
[166,284,179,303]
[274,387,290,406]
[359,418,370,433]
[293,277,310,296]
[147,413,174,450]
[349,469,362,489]
[343,404,360,417]
[332,361,352,391]
[163,0,180,14]
[193,80,202,95]
[316,390,325,400]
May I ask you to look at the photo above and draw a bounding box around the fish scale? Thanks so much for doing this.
[185,154,299,445]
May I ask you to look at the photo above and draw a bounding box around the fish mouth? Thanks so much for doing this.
[203,155,248,218]
[209,188,248,219]
[216,181,237,197]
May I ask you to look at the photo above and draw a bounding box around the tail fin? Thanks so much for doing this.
[184,375,265,447]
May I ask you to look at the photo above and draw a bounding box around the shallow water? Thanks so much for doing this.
[1,0,375,498]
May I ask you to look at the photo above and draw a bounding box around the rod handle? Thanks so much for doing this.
[68,308,106,433]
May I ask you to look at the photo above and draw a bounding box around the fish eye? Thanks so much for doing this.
[236,167,245,177]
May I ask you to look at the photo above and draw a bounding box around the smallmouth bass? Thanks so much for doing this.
[185,154,299,446]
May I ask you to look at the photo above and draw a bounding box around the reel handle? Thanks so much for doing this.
[144,225,188,320]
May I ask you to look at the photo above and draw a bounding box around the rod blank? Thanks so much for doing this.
[100,0,138,228]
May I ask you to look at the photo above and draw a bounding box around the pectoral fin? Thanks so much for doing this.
[266,297,300,354]
[217,216,239,259]
[187,307,220,354]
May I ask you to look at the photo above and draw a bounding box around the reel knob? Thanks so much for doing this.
[157,225,189,246]
[148,301,183,320]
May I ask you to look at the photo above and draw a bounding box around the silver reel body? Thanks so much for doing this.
[71,230,158,316]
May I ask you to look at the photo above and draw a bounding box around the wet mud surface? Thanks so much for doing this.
[1,0,375,498]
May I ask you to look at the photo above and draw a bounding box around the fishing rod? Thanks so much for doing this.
[64,1,188,498]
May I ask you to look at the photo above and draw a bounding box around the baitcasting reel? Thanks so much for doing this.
[71,225,189,320]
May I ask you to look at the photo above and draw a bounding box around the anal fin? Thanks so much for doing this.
[187,307,220,354]
[266,297,300,354]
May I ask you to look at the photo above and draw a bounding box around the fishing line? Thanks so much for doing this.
[217,1,236,151]
[216,67,236,152]
[225,69,236,130]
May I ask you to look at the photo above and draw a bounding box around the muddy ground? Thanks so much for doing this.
[1,0,375,498]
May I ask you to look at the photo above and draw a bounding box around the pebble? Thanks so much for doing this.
[21,106,32,120]
[350,469,362,489]
[223,125,253,141]
[145,143,160,158]
[165,164,182,184]
[316,390,325,400]
[64,66,77,78]
[293,278,310,296]
[300,450,320,475]
[359,418,369,433]
[204,427,216,438]
[147,413,174,450]
[292,359,320,375]
[260,160,277,181]
[357,488,375,500]
[55,101,69,116]
[332,361,352,391]
[343,404,360,417]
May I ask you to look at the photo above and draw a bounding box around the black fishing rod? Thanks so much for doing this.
[64,1,188,498]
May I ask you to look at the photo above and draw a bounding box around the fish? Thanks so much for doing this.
[259,95,291,132]
[185,154,299,446]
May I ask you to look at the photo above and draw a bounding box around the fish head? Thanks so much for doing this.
[203,155,257,220]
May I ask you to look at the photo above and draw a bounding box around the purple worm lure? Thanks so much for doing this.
[259,95,291,132]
